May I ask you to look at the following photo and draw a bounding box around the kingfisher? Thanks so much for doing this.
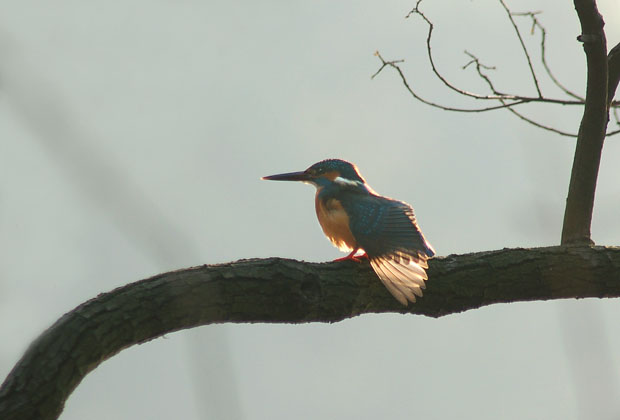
[262,159,435,305]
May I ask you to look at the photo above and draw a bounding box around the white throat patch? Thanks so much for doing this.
[334,176,362,187]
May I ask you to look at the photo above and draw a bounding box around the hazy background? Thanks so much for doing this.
[1,0,619,419]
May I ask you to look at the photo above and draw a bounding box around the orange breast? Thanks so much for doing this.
[315,195,357,252]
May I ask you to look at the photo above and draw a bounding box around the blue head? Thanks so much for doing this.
[262,159,367,188]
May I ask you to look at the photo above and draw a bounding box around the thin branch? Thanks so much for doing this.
[498,0,543,97]
[397,1,588,104]
[512,11,585,101]
[462,51,503,96]
[376,0,620,138]
[373,51,530,112]
[504,107,578,137]
[406,0,519,101]
[461,50,620,138]
[371,56,404,79]
[462,56,496,72]
[374,49,620,137]
[464,50,579,137]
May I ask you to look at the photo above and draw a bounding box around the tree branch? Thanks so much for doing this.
[2,246,620,420]
[561,0,608,244]
[374,0,620,137]
[498,0,543,97]
[608,41,620,108]
[372,51,532,113]
[463,50,580,137]
[398,1,583,106]
[512,11,585,101]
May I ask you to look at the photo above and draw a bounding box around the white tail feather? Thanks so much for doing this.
[370,256,429,305]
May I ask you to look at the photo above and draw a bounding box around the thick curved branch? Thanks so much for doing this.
[561,0,608,244]
[2,246,620,420]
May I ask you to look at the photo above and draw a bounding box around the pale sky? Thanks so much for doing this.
[1,1,620,419]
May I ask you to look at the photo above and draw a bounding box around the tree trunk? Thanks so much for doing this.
[561,0,608,244]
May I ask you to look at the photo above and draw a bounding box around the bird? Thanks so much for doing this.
[262,158,435,305]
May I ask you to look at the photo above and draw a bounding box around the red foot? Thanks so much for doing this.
[333,249,368,262]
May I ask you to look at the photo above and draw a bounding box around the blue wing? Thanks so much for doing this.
[345,194,434,259]
[342,192,435,305]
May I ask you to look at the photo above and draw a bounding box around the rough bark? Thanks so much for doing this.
[608,41,620,107]
[561,0,608,244]
[1,245,620,420]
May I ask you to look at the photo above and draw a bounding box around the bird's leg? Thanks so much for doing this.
[333,248,368,262]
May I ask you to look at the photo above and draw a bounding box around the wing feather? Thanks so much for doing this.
[371,258,411,305]
[370,257,428,304]
[341,193,435,305]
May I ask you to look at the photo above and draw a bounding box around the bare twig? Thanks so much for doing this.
[406,0,518,101]
[373,51,530,113]
[461,51,502,96]
[401,1,586,106]
[512,11,585,100]
[371,55,404,79]
[462,53,496,71]
[499,0,543,97]
[504,107,580,137]
[373,50,584,107]
[464,50,579,137]
[373,0,620,138]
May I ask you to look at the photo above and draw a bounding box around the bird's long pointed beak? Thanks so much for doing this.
[261,170,310,182]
